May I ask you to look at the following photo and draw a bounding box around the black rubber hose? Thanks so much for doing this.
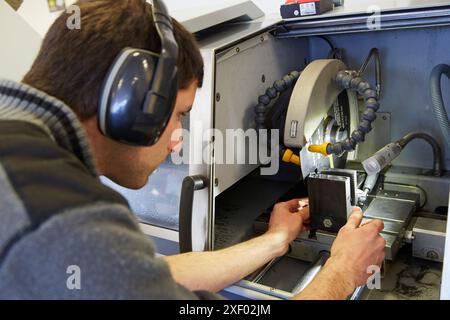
[254,71,301,130]
[358,48,382,99]
[430,64,450,150]
[397,132,443,177]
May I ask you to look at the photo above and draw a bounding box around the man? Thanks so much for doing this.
[0,0,386,299]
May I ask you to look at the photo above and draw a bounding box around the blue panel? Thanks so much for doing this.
[308,27,450,170]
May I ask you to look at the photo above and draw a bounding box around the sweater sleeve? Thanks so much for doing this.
[0,202,222,300]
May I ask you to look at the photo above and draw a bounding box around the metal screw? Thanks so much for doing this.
[260,36,265,42]
[323,219,333,228]
[236,47,240,53]
[214,178,219,187]
[427,250,439,260]
[382,115,387,120]
[216,93,221,102]
[261,74,266,83]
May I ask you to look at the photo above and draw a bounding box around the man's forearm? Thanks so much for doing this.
[163,232,288,293]
[293,258,356,300]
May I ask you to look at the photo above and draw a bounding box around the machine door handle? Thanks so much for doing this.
[179,175,208,253]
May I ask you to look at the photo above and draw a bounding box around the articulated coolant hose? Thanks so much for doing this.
[430,64,450,149]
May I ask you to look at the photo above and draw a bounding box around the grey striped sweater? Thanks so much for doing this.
[0,80,218,300]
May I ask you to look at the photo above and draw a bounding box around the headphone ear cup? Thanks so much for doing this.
[98,49,159,145]
[135,67,179,145]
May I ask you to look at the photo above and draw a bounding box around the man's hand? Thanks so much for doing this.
[327,207,386,291]
[295,207,386,300]
[267,198,310,256]
[165,198,310,292]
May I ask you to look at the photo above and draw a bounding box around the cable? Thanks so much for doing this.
[317,36,335,52]
[357,48,382,99]
[315,36,342,60]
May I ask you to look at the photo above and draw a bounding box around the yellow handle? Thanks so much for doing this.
[282,149,301,166]
[308,143,331,157]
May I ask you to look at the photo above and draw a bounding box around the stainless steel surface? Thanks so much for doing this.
[245,181,419,298]
[253,256,312,293]
[381,233,401,261]
[383,183,426,206]
[364,197,415,223]
[191,47,215,252]
[289,188,417,261]
[362,218,403,235]
[292,251,330,294]
[350,286,367,300]
[321,169,358,205]
[376,186,422,206]
[412,217,447,262]
[362,190,418,260]
[250,257,282,283]
[234,280,293,300]
[139,223,179,242]
[223,284,283,300]
[383,169,450,212]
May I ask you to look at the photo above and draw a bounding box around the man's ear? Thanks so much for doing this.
[80,116,104,138]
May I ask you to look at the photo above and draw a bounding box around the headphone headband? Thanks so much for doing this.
[145,0,179,113]
[98,0,180,146]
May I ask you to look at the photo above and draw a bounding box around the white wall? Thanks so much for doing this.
[1,0,279,81]
[17,0,76,36]
[252,0,283,15]
[17,0,282,37]
[0,1,42,81]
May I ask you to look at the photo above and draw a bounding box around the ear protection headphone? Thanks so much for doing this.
[98,0,179,146]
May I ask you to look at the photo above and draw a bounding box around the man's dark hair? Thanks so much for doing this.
[23,0,204,120]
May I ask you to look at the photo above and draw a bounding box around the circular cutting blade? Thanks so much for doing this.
[282,59,359,178]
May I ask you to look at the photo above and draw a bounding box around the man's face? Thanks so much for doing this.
[103,80,198,189]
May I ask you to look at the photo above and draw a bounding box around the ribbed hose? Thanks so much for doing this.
[254,71,301,130]
[326,71,381,155]
[430,64,450,149]
[254,71,301,159]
